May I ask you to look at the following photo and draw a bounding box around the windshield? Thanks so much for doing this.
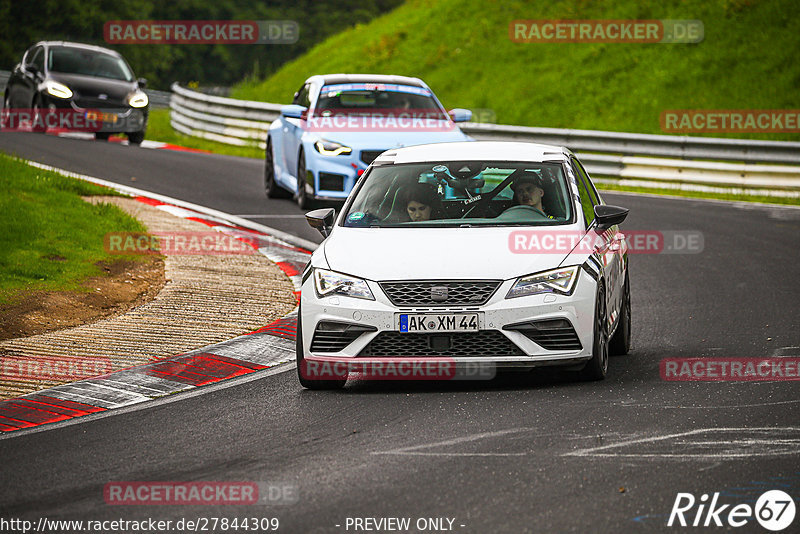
[314,83,448,120]
[343,161,573,228]
[48,47,134,82]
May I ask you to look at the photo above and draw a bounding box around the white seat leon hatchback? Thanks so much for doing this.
[297,141,631,389]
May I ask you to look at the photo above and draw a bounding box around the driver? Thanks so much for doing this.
[402,183,441,222]
[510,173,554,219]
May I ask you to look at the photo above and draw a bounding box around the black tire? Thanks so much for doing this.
[95,132,111,141]
[31,97,47,133]
[609,270,631,356]
[128,131,145,145]
[265,138,290,198]
[295,149,314,210]
[296,308,346,390]
[578,283,609,381]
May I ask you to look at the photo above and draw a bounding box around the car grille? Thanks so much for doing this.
[360,150,383,165]
[379,280,502,307]
[505,319,583,351]
[73,97,127,109]
[359,330,523,357]
[310,321,377,352]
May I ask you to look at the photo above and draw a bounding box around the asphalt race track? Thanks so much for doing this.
[1,132,799,533]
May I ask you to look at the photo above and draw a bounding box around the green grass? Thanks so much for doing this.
[231,0,800,142]
[146,109,263,159]
[0,153,148,304]
[598,181,800,206]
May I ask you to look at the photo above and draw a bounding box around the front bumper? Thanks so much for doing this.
[42,95,147,133]
[299,269,597,369]
[306,148,384,200]
[70,102,147,133]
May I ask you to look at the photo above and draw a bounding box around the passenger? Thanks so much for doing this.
[510,172,554,219]
[402,183,440,222]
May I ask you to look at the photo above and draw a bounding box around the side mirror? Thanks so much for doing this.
[281,104,307,119]
[306,208,335,238]
[594,205,629,231]
[27,64,39,76]
[448,108,472,123]
[137,78,147,89]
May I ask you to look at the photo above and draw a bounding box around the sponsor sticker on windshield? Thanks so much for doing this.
[320,84,432,96]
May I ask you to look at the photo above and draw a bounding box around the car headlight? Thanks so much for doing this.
[44,80,73,99]
[127,91,148,108]
[314,139,352,156]
[314,269,374,300]
[506,265,581,299]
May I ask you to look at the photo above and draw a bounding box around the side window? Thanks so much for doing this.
[575,158,602,206]
[22,46,35,66]
[292,83,310,107]
[27,47,44,71]
[31,48,45,72]
[571,158,597,227]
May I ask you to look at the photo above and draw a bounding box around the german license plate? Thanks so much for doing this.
[398,313,479,333]
[86,111,118,123]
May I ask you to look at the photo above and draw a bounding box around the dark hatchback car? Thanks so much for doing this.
[3,41,148,144]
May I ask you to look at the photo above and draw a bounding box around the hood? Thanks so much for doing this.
[48,73,136,103]
[322,226,586,281]
[302,127,471,149]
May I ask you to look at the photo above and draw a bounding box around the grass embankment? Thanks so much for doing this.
[146,109,263,159]
[0,153,147,305]
[231,0,800,143]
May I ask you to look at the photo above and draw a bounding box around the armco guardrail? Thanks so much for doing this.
[463,123,800,166]
[578,154,800,189]
[0,70,170,108]
[146,89,171,108]
[168,83,800,192]
[170,83,280,147]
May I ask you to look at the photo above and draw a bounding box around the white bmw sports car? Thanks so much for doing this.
[297,141,631,389]
[265,74,472,208]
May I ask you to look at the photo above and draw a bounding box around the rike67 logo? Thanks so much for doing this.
[668,490,796,531]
